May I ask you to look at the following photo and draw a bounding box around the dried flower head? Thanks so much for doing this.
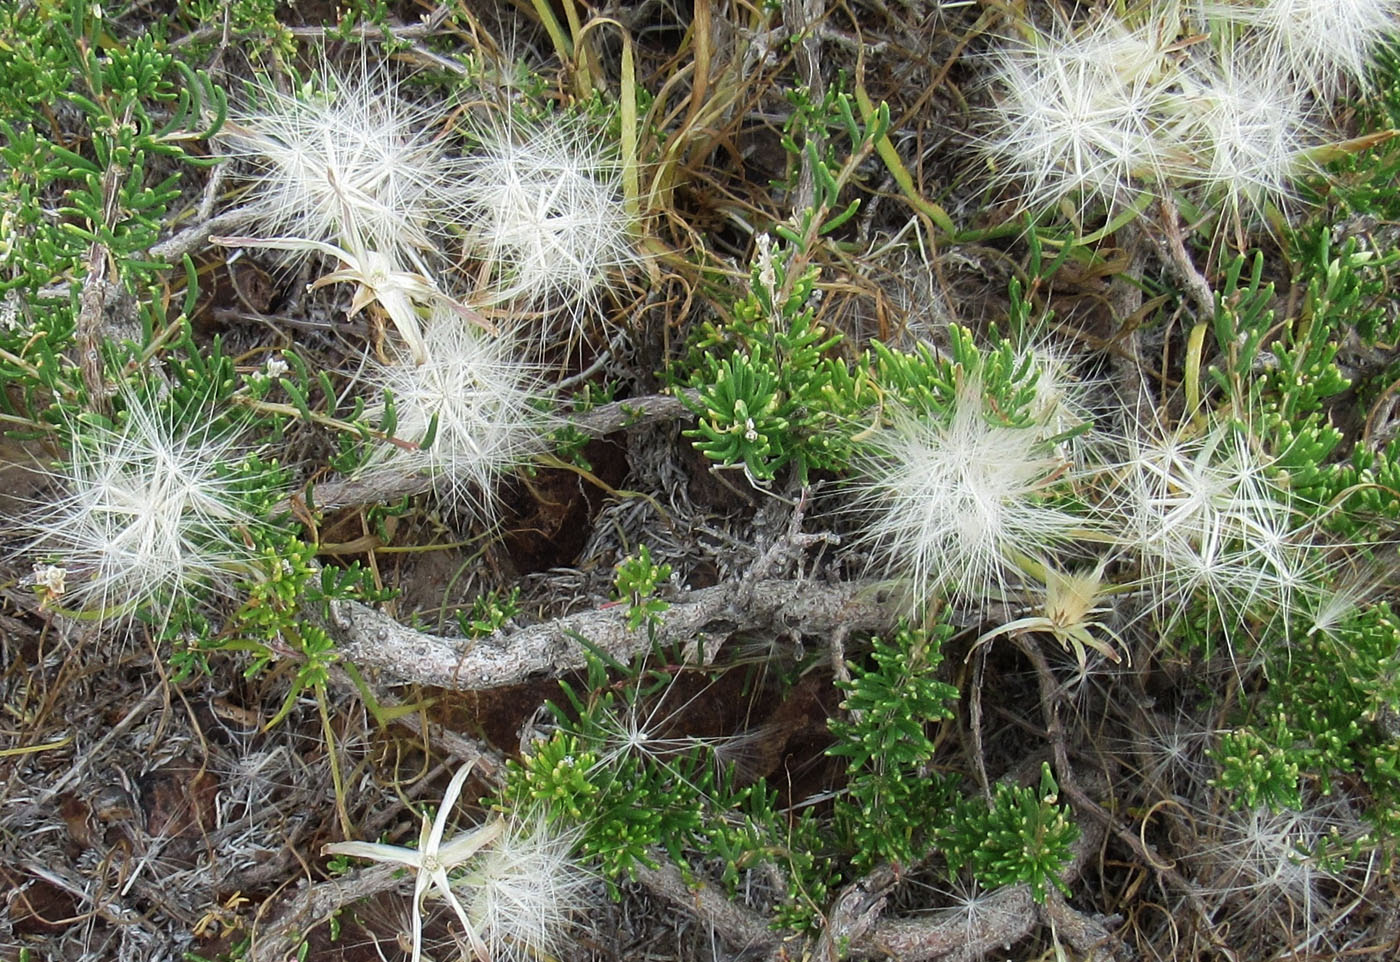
[360,311,549,521]
[1120,419,1317,645]
[1190,794,1370,948]
[853,377,1082,609]
[979,17,1175,214]
[1202,0,1400,96]
[22,392,270,625]
[458,815,589,962]
[456,115,636,334]
[218,59,460,270]
[1164,46,1319,217]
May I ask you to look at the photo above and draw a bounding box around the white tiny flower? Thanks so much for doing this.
[263,356,289,379]
[31,563,67,597]
[0,291,20,331]
[755,233,777,296]
[0,210,15,266]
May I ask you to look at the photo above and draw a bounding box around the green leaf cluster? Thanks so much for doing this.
[678,237,858,481]
[1213,604,1400,833]
[457,587,522,638]
[1205,233,1400,538]
[500,646,749,885]
[938,763,1080,904]
[674,84,892,483]
[827,621,959,869]
[613,545,672,630]
[169,537,390,703]
[0,0,224,294]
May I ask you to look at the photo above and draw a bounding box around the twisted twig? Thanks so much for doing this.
[328,577,896,691]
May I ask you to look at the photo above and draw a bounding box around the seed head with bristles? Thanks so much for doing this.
[1120,419,1318,648]
[21,392,271,626]
[1163,46,1319,218]
[853,376,1083,610]
[218,59,460,271]
[1202,0,1400,97]
[457,815,589,962]
[979,16,1175,215]
[360,311,549,522]
[455,115,636,335]
[1188,793,1370,948]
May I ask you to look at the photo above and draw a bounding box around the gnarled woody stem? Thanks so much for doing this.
[327,578,897,691]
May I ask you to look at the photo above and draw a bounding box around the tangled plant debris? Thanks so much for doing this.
[3,2,1400,962]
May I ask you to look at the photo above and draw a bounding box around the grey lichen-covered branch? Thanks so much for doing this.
[247,863,402,962]
[632,860,781,956]
[327,577,897,691]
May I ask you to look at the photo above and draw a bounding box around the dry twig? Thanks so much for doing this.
[327,577,896,691]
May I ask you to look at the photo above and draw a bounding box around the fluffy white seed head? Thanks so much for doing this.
[22,394,266,624]
[1163,47,1318,217]
[1202,0,1400,96]
[1120,420,1317,645]
[455,115,636,334]
[458,816,588,962]
[219,60,459,269]
[979,17,1175,214]
[1020,343,1106,469]
[853,377,1082,609]
[361,311,549,522]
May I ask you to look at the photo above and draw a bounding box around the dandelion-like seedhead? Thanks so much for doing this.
[458,815,588,962]
[979,17,1173,214]
[1189,794,1369,945]
[1120,420,1318,645]
[1165,48,1318,217]
[853,378,1083,609]
[1202,0,1400,96]
[361,312,549,521]
[977,6,1340,223]
[934,875,1022,950]
[456,115,635,333]
[1021,343,1106,470]
[21,393,272,625]
[219,59,460,269]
